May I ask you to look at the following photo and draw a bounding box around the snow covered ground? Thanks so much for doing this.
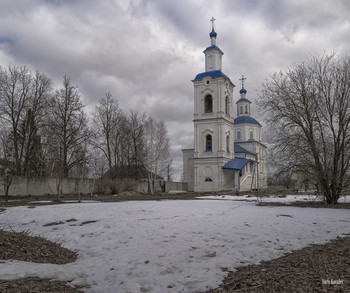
[1,198,350,293]
[198,194,350,203]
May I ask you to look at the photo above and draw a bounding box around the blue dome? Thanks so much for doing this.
[209,29,217,38]
[234,116,261,126]
[239,87,247,94]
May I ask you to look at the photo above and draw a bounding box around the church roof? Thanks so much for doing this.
[236,98,251,103]
[204,45,223,54]
[194,70,230,81]
[234,116,261,126]
[222,157,251,171]
[239,87,247,94]
[234,144,254,155]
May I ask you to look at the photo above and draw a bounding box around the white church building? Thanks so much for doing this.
[182,21,267,192]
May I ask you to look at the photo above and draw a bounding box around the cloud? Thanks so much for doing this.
[0,0,350,180]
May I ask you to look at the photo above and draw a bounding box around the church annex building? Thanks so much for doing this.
[182,20,267,192]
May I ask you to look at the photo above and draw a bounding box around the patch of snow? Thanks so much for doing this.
[61,200,99,203]
[168,190,186,194]
[0,200,349,293]
[339,196,349,203]
[198,195,350,204]
[29,201,53,204]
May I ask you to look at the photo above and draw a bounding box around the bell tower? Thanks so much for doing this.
[192,18,235,192]
[205,17,223,72]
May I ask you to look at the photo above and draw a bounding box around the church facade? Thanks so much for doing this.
[182,22,267,192]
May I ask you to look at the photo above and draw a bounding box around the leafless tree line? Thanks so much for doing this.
[260,52,350,204]
[0,65,171,193]
[91,92,171,185]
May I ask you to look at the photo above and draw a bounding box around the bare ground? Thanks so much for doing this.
[207,236,350,293]
[1,191,350,292]
[0,229,82,293]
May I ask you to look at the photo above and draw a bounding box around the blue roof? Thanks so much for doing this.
[204,45,223,53]
[234,116,261,126]
[222,157,251,171]
[237,98,251,103]
[234,144,252,154]
[239,87,247,94]
[209,29,217,38]
[194,70,231,81]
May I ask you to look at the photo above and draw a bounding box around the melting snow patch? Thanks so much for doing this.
[198,195,350,203]
[0,200,349,293]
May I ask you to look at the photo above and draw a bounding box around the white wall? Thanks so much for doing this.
[0,177,190,196]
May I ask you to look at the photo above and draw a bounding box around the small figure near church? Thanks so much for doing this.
[182,19,267,192]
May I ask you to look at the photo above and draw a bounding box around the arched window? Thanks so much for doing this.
[237,131,241,140]
[226,135,230,152]
[245,105,248,114]
[240,106,243,114]
[205,134,212,151]
[205,95,213,113]
[225,96,229,115]
[205,177,213,182]
[250,131,254,140]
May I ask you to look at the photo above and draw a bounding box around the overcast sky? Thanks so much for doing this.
[1,0,350,180]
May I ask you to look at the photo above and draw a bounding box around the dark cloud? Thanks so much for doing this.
[0,0,350,179]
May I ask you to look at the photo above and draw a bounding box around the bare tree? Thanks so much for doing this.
[266,145,297,189]
[260,52,350,204]
[123,111,146,170]
[88,147,108,179]
[0,127,14,202]
[0,65,31,175]
[48,76,90,178]
[22,71,52,176]
[92,93,125,178]
[143,117,171,194]
[0,66,52,176]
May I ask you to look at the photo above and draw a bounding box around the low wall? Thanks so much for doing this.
[165,181,188,192]
[0,176,188,196]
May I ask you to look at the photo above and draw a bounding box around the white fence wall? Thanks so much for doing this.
[165,182,188,192]
[0,176,188,196]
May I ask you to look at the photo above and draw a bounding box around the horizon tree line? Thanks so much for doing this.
[0,65,172,186]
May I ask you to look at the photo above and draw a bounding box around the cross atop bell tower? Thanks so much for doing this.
[209,17,217,46]
[239,75,247,88]
[237,75,251,117]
